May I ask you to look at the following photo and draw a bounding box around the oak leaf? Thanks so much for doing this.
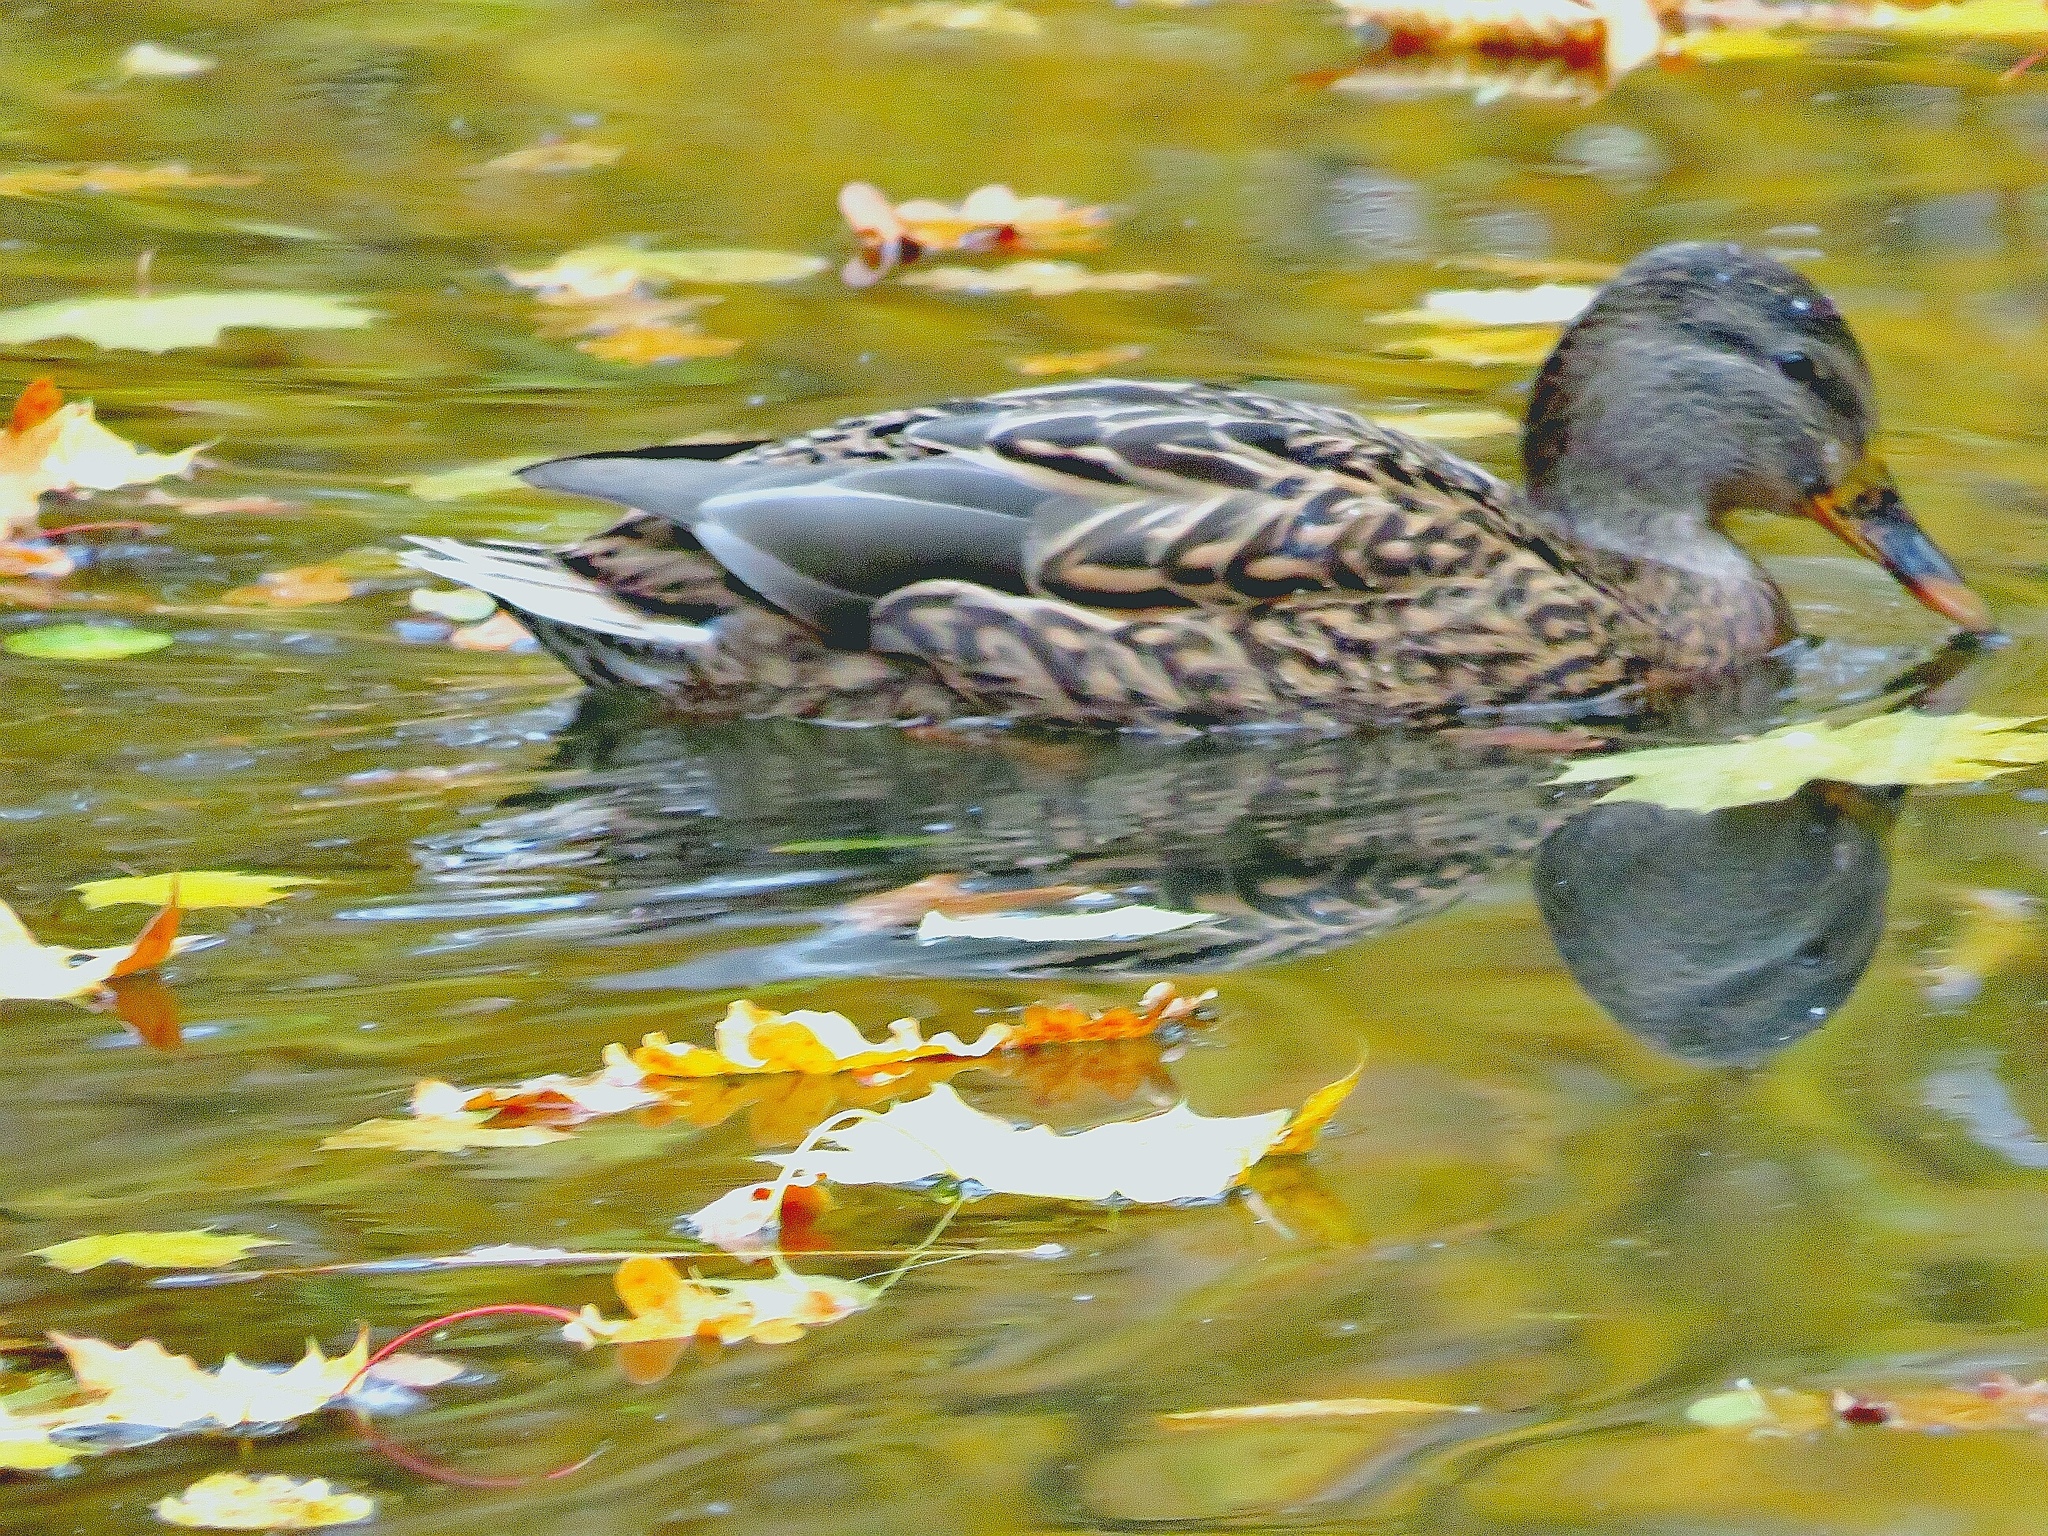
[0,379,205,538]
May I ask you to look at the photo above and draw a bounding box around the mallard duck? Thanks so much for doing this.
[405,242,1992,729]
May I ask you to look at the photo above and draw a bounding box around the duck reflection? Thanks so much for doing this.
[1534,783,1898,1061]
[421,696,1901,1062]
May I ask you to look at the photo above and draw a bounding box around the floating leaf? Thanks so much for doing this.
[51,1329,369,1429]
[477,140,621,174]
[1010,344,1147,376]
[915,904,1216,942]
[400,456,539,502]
[563,1256,874,1348]
[1373,283,1596,327]
[1163,1397,1479,1425]
[1687,1375,2048,1434]
[0,164,254,198]
[140,489,297,516]
[1377,325,1563,366]
[900,260,1193,296]
[155,1473,374,1530]
[74,871,322,910]
[840,181,1111,283]
[0,541,75,577]
[5,623,172,659]
[320,1114,571,1151]
[120,42,215,78]
[1876,0,2048,35]
[504,247,826,297]
[1922,888,2039,1005]
[680,1176,830,1257]
[408,587,496,623]
[34,1230,282,1273]
[577,324,743,364]
[0,381,206,537]
[871,2,1045,34]
[1552,712,2048,812]
[1331,0,1662,74]
[841,872,1091,929]
[765,1071,1357,1202]
[0,1404,88,1471]
[1371,409,1520,441]
[1663,27,1810,59]
[0,293,374,353]
[447,611,537,651]
[530,292,721,337]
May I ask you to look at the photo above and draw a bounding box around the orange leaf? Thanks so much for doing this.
[615,1255,688,1319]
[223,564,357,607]
[1267,1065,1362,1158]
[109,888,182,980]
[840,872,1091,930]
[1009,980,1211,1047]
[8,378,62,434]
[577,325,743,364]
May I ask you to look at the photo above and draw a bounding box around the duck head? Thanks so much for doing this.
[1522,241,1992,634]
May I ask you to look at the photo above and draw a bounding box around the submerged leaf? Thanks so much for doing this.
[154,1472,374,1529]
[478,140,621,174]
[401,456,539,502]
[5,624,172,659]
[0,1404,88,1470]
[0,293,374,353]
[563,1255,874,1348]
[1010,344,1148,376]
[1376,325,1562,365]
[871,2,1045,34]
[221,564,357,607]
[766,1071,1357,1202]
[320,1114,570,1151]
[1163,1397,1479,1425]
[1552,712,2048,811]
[73,872,323,910]
[577,324,743,364]
[0,164,252,198]
[35,1230,282,1273]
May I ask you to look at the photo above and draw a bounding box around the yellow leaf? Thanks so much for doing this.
[1268,1065,1362,1157]
[0,387,205,538]
[577,324,743,364]
[1163,1397,1478,1425]
[1009,345,1147,376]
[901,261,1193,296]
[563,1256,874,1348]
[400,456,540,502]
[154,1473,375,1530]
[0,1403,89,1470]
[52,1329,369,1429]
[1377,326,1563,366]
[72,872,323,910]
[1663,27,1811,59]
[504,247,826,296]
[477,140,621,174]
[0,164,253,198]
[34,1230,282,1272]
[320,1114,571,1151]
[447,611,536,651]
[118,43,216,79]
[1370,409,1520,441]
[871,2,1045,34]
[0,293,373,353]
[767,1070,1359,1202]
[0,894,204,1002]
[1372,283,1595,327]
[1877,0,2048,35]
[1551,712,2048,812]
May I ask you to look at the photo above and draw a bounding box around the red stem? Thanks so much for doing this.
[41,520,160,538]
[344,1302,581,1396]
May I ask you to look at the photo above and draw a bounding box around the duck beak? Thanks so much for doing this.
[1804,468,1994,634]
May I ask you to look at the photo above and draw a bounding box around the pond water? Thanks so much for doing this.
[7,1,2048,1531]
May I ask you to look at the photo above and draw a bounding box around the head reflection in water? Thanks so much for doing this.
[1533,783,1898,1063]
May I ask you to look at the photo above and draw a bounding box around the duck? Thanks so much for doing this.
[403,241,1993,729]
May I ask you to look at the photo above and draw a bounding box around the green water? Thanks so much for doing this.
[6,2,2048,1531]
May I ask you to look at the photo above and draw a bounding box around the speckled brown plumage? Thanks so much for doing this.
[403,243,1987,729]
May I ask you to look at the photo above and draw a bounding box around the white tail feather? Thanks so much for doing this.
[400,537,714,649]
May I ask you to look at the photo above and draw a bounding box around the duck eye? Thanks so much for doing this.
[1772,349,1817,384]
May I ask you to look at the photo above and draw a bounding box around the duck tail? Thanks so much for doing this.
[399,537,734,697]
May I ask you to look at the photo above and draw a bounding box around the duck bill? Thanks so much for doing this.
[1804,474,1994,634]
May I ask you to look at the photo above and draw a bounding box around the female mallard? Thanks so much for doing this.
[405,242,1991,728]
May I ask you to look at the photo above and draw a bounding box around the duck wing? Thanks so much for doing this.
[524,381,1537,647]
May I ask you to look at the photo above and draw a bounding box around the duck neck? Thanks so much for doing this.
[1523,491,1795,672]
